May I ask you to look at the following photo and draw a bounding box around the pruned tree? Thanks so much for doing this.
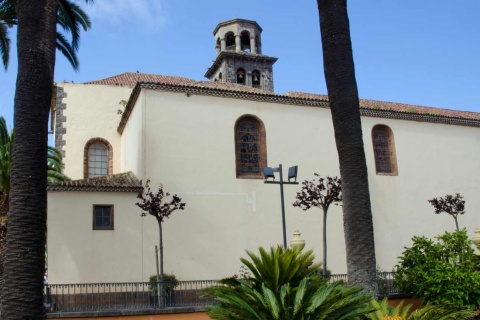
[293,174,342,278]
[135,179,185,298]
[428,193,465,231]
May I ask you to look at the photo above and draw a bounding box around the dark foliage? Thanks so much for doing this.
[136,179,186,222]
[428,193,465,231]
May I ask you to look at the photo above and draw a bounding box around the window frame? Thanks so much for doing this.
[92,204,114,230]
[84,137,113,179]
[371,124,398,176]
[234,115,267,179]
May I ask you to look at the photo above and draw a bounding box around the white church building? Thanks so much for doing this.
[47,19,480,284]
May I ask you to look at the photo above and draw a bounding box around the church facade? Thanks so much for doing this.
[47,19,480,284]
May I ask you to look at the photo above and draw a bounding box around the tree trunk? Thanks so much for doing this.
[322,207,328,278]
[1,0,58,317]
[453,215,459,231]
[0,197,7,312]
[317,0,377,293]
[157,218,164,307]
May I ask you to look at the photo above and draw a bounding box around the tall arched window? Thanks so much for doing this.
[84,138,113,178]
[372,125,397,175]
[235,115,267,178]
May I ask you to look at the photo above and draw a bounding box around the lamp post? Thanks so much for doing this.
[263,164,299,248]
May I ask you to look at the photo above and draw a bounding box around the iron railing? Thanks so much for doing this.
[45,273,404,313]
[324,272,403,295]
[45,280,217,313]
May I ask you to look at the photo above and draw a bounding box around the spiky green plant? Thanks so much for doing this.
[365,298,411,319]
[204,246,375,320]
[361,298,475,320]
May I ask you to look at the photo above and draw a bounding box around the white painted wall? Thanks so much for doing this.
[58,83,132,179]
[121,90,145,179]
[47,191,148,283]
[49,85,480,283]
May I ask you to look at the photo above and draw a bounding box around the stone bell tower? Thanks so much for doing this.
[204,19,278,92]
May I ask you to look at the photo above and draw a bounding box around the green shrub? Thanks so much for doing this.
[363,297,475,320]
[204,246,375,320]
[395,230,480,309]
[148,273,179,296]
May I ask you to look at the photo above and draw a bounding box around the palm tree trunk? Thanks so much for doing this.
[1,0,58,317]
[317,0,377,293]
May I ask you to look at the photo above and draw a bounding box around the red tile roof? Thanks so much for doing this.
[84,72,197,87]
[83,72,274,94]
[82,72,480,121]
[286,91,480,120]
[47,171,143,192]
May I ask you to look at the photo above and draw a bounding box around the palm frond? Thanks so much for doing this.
[56,0,91,50]
[55,31,79,70]
[0,22,10,70]
[408,302,475,320]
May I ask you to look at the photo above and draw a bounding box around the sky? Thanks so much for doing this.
[1,0,479,136]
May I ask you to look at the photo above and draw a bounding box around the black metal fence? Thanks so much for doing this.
[45,272,404,313]
[45,280,217,313]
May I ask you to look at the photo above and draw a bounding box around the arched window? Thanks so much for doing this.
[236,68,246,84]
[252,70,260,88]
[240,30,251,52]
[225,32,235,51]
[372,125,397,175]
[235,115,267,178]
[84,138,113,179]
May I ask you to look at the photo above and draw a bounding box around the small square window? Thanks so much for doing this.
[93,205,114,230]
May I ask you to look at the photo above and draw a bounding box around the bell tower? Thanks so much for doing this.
[205,19,278,92]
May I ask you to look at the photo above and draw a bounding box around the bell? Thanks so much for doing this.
[238,73,244,79]
[253,75,259,82]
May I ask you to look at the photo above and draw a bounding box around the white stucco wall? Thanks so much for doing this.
[47,191,152,283]
[48,85,480,283]
[121,90,145,179]
[58,83,132,180]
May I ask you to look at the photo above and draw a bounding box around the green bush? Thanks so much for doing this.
[395,230,480,309]
[148,273,179,296]
[204,246,375,320]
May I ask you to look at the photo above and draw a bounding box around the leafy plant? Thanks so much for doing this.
[204,246,375,320]
[428,193,465,231]
[362,297,475,320]
[293,174,342,278]
[395,230,480,309]
[148,273,179,296]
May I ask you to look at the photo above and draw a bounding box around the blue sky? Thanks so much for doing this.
[1,0,479,134]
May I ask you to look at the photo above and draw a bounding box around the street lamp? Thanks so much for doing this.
[263,164,299,248]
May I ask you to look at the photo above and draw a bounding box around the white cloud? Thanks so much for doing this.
[84,0,167,30]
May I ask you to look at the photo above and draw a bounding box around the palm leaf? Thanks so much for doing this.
[408,302,475,320]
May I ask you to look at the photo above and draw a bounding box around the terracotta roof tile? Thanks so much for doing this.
[47,171,143,192]
[81,72,480,122]
[84,72,197,87]
[286,91,480,120]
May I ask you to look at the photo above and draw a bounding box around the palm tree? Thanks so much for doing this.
[0,116,69,212]
[317,0,377,292]
[1,0,59,316]
[0,0,92,70]
[204,246,376,320]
